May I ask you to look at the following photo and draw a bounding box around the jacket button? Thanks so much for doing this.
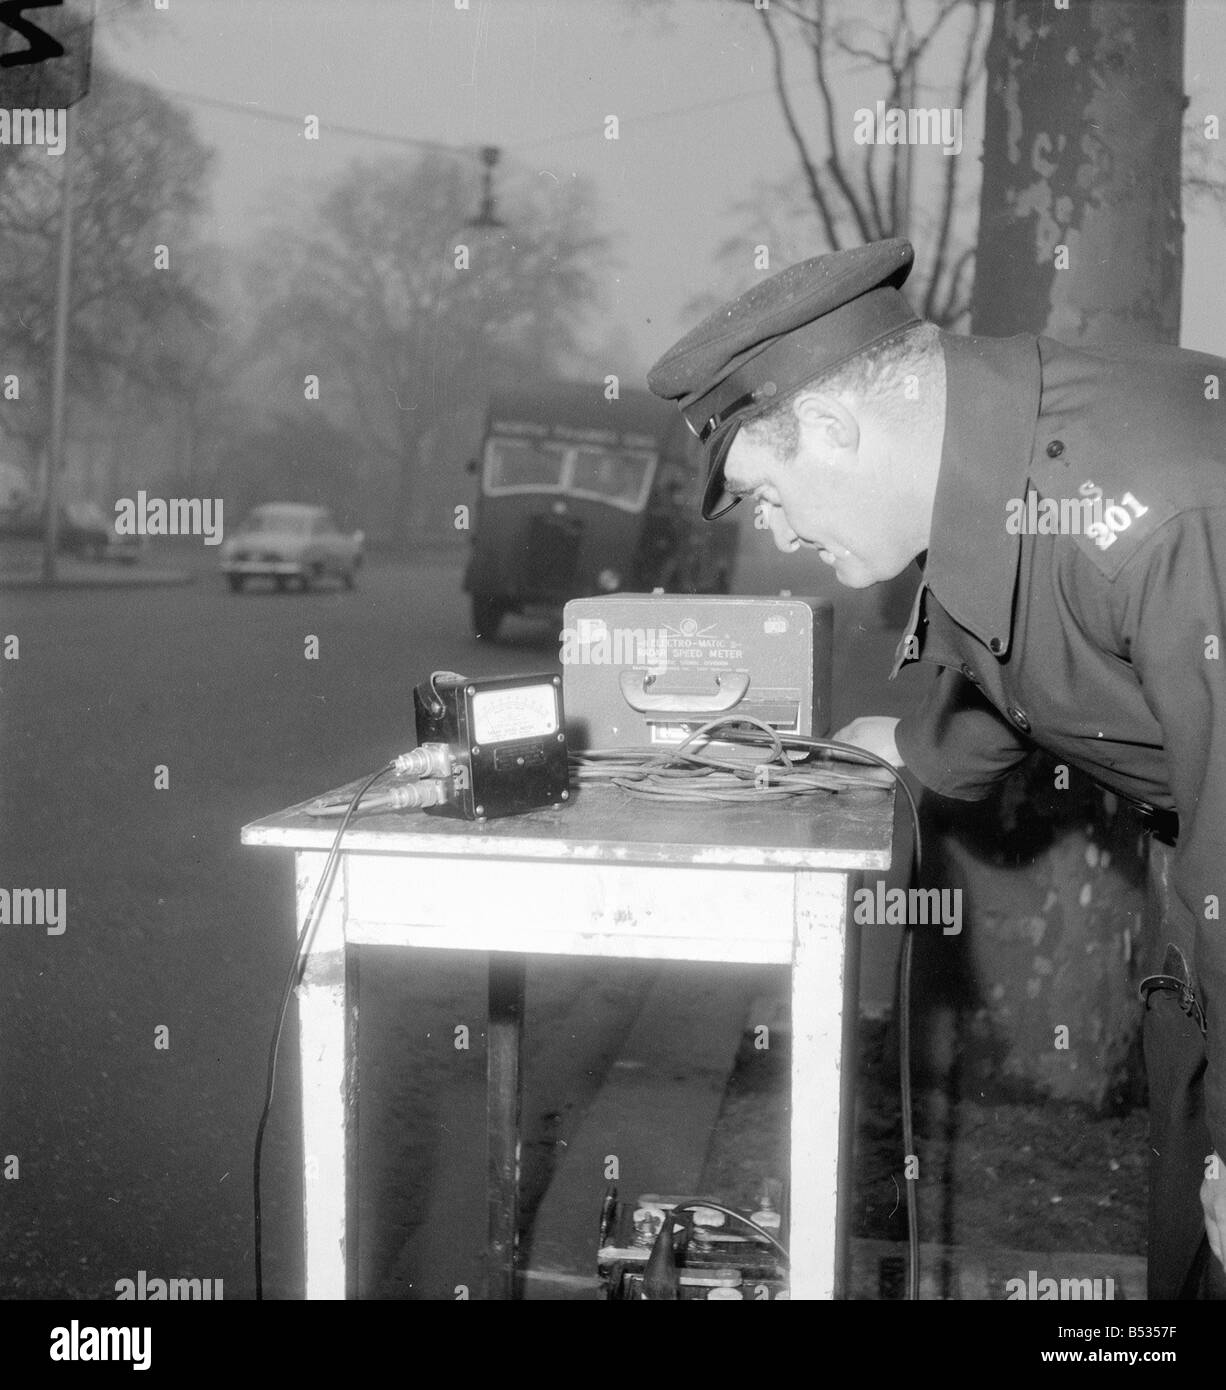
[1046,440,1065,458]
[1007,705,1031,733]
[988,637,1004,655]
[960,663,980,684]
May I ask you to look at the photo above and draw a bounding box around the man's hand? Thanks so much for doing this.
[830,715,904,768]
[1202,1152,1226,1272]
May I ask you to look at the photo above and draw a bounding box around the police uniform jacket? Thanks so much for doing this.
[893,330,1226,1151]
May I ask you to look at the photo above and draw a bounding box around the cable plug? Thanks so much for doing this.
[384,779,450,810]
[392,743,453,779]
[640,1213,682,1300]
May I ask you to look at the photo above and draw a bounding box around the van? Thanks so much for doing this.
[463,381,738,639]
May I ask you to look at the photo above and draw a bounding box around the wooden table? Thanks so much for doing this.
[242,780,893,1300]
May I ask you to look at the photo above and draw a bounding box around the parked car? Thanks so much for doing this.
[0,499,141,562]
[219,503,364,592]
[65,501,144,563]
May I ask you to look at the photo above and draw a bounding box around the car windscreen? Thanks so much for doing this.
[483,437,655,513]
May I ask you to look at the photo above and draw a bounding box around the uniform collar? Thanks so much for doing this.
[922,332,1041,657]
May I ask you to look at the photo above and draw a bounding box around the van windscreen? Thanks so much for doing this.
[484,438,567,490]
[568,447,654,510]
[484,437,655,512]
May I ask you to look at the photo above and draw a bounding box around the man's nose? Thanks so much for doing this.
[762,502,800,553]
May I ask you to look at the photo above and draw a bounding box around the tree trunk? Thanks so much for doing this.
[974,0,1184,345]
[922,0,1185,1106]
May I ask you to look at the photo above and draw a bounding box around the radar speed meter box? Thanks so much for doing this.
[561,594,833,753]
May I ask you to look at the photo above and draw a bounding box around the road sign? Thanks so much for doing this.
[0,1,95,110]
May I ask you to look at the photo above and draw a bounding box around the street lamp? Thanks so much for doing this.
[467,145,506,230]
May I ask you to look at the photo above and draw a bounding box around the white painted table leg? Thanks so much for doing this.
[789,870,851,1300]
[294,849,355,1300]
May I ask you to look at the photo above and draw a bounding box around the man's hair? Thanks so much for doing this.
[742,320,941,458]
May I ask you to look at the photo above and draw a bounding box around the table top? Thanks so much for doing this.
[241,776,894,871]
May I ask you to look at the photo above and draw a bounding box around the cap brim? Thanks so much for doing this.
[700,421,743,520]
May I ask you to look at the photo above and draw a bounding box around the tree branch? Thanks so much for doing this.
[757,4,842,249]
[923,0,987,320]
[809,5,875,242]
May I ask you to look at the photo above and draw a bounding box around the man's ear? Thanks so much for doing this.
[794,391,860,452]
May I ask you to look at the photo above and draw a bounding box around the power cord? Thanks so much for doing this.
[664,1198,790,1262]
[639,1197,789,1301]
[570,714,894,800]
[302,745,455,816]
[253,717,925,1302]
[252,761,391,1301]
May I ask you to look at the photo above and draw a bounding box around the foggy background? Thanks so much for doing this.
[1,0,1223,1305]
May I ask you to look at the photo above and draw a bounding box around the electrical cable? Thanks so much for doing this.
[899,906,919,1301]
[252,714,925,1301]
[252,761,392,1301]
[158,84,781,158]
[303,743,456,815]
[663,1199,790,1263]
[303,780,448,815]
[770,732,923,1302]
[570,716,902,802]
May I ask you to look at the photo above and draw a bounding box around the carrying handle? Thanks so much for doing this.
[617,669,750,713]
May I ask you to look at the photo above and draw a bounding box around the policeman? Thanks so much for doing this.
[648,238,1226,1300]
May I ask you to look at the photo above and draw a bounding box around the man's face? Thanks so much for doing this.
[721,395,915,588]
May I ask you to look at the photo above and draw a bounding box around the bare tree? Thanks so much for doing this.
[238,152,612,543]
[703,0,990,327]
[0,61,215,489]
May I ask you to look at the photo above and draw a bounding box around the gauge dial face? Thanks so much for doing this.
[471,683,558,744]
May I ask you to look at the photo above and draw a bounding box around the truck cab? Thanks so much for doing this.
[463,381,738,639]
